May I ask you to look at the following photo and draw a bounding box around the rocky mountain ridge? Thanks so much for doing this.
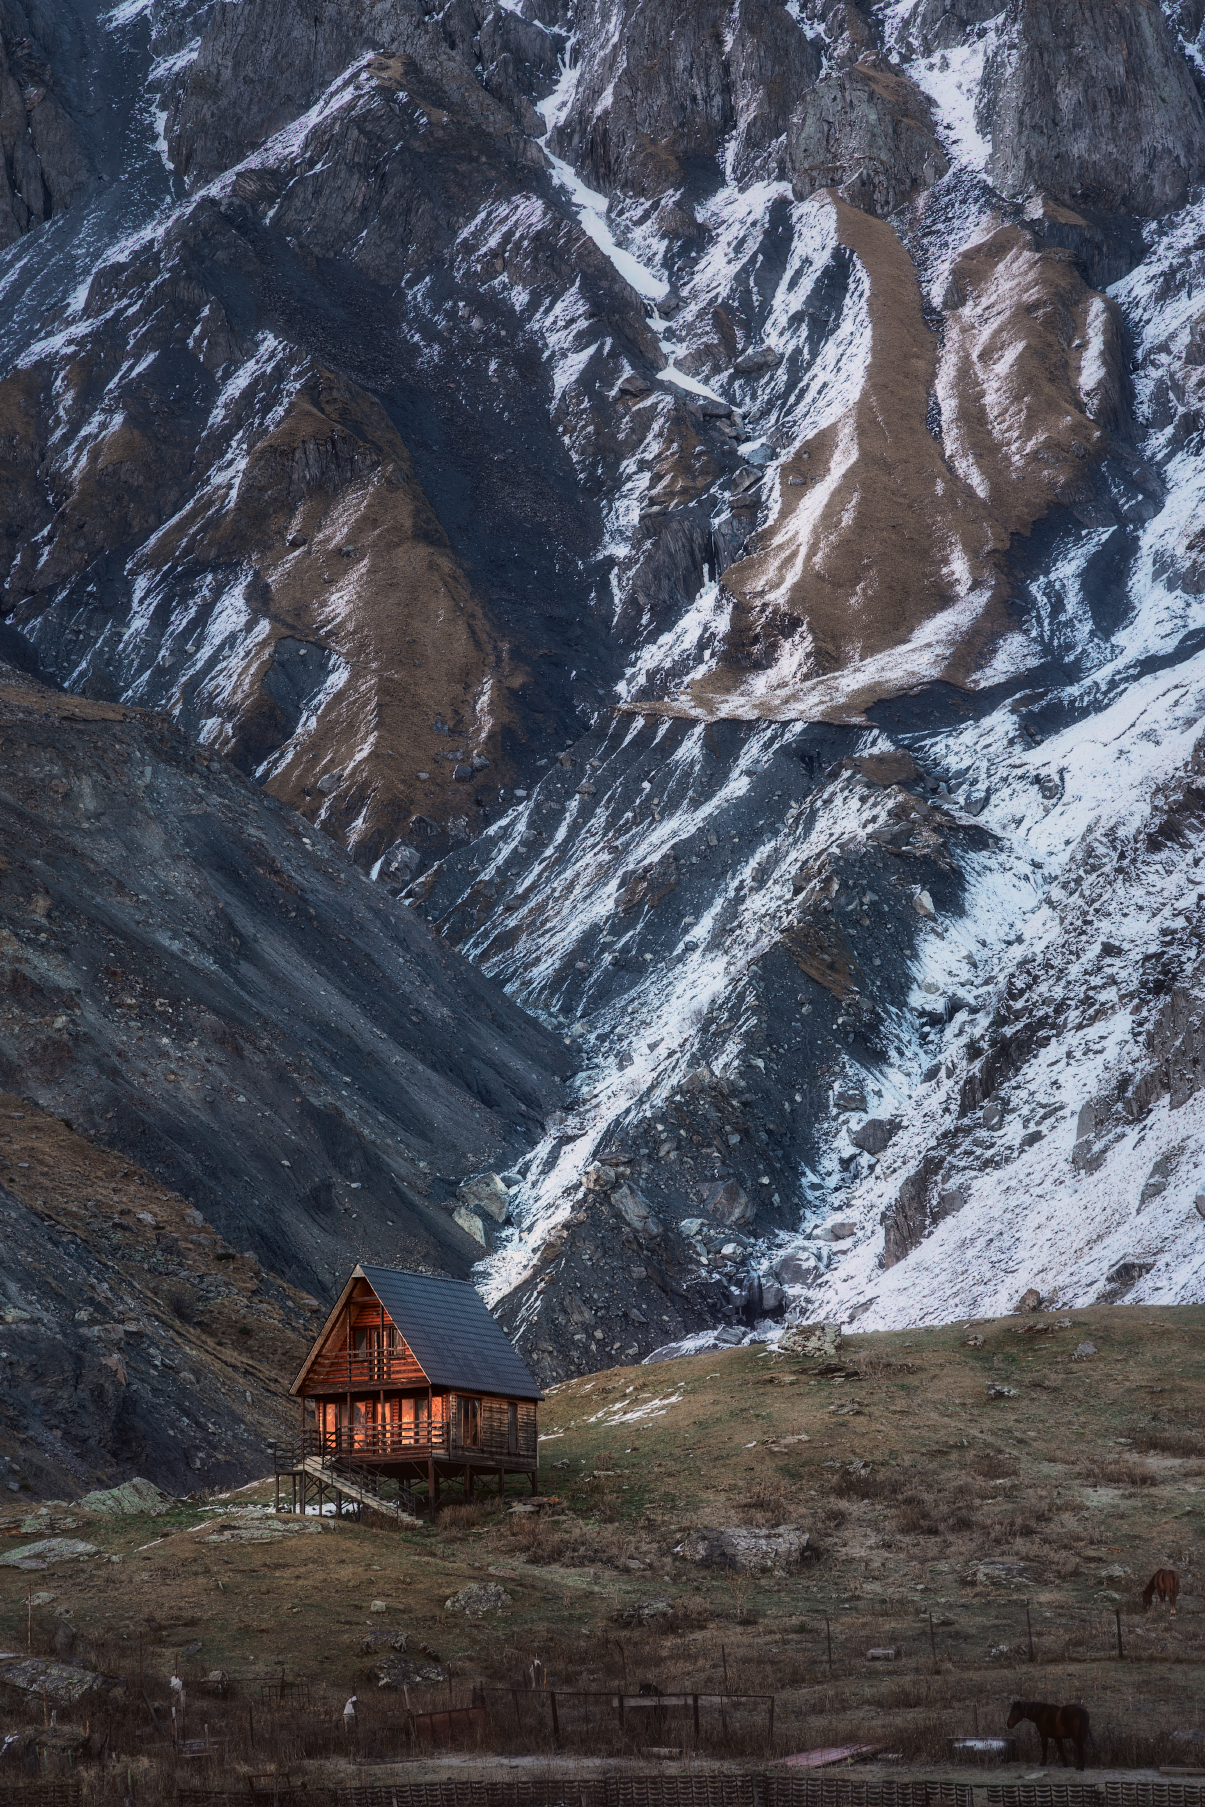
[0,0,1203,1396]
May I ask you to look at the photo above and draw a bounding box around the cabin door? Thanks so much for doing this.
[320,1401,348,1453]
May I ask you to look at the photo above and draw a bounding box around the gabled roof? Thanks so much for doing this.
[290,1265,543,1400]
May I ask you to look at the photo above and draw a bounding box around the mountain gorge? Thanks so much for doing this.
[1,0,1204,1435]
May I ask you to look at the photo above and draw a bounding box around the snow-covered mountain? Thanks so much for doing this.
[2,0,1203,1371]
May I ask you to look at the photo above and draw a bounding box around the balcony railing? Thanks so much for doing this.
[304,1351,423,1388]
[305,1424,451,1460]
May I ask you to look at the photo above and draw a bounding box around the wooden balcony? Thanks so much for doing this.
[293,1423,537,1471]
[302,1351,424,1391]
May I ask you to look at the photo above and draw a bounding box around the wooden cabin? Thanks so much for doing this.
[289,1264,543,1507]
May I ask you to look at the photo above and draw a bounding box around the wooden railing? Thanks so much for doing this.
[304,1351,424,1388]
[306,1424,450,1460]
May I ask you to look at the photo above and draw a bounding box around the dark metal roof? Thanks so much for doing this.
[359,1265,544,1400]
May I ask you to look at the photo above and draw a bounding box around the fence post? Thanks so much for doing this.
[693,1694,700,1741]
[550,1692,560,1745]
[929,1613,937,1668]
[826,1617,833,1677]
[1026,1600,1035,1664]
[1115,1609,1124,1660]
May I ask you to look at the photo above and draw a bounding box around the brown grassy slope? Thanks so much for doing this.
[2,1304,1199,1779]
[637,196,1127,727]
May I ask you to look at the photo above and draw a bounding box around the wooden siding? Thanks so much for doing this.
[301,1300,426,1392]
[449,1394,537,1461]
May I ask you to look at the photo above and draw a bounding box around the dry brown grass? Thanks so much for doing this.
[3,1304,1204,1793]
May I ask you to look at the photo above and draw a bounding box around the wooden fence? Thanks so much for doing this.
[333,1781,1205,1807]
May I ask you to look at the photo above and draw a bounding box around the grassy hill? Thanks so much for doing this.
[1,1305,1202,1790]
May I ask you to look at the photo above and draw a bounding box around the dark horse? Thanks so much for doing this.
[1007,1701,1091,1770]
[1143,1568,1180,1615]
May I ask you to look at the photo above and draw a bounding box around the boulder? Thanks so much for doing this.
[0,1538,100,1569]
[452,1206,486,1245]
[380,842,420,881]
[676,1525,809,1573]
[613,1598,671,1626]
[972,1559,1029,1586]
[1106,1258,1154,1285]
[456,1172,511,1223]
[934,1187,966,1221]
[1139,1154,1172,1207]
[0,1655,112,1705]
[703,1178,753,1225]
[759,1276,785,1315]
[734,344,781,374]
[444,1583,510,1617]
[1015,1287,1042,1312]
[78,1477,175,1516]
[833,1087,868,1112]
[368,1652,448,1688]
[1071,1341,1098,1361]
[848,1116,901,1155]
[612,1182,663,1240]
[778,1322,841,1360]
[776,1252,820,1288]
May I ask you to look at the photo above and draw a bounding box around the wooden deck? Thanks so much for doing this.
[272,1430,538,1520]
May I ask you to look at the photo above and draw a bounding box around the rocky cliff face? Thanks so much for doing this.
[1,0,1203,1405]
[0,664,570,1298]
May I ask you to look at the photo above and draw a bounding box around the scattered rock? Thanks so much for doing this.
[913,889,936,918]
[982,1100,1004,1129]
[316,771,342,795]
[1016,1288,1042,1313]
[833,1087,868,1112]
[676,1525,808,1573]
[934,1187,966,1221]
[444,1583,510,1617]
[618,371,654,397]
[985,1383,1018,1399]
[1071,1341,1098,1361]
[866,1647,897,1660]
[613,1598,672,1626]
[972,1558,1029,1586]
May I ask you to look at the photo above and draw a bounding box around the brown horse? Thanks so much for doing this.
[1007,1701,1092,1770]
[1143,1568,1180,1615]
